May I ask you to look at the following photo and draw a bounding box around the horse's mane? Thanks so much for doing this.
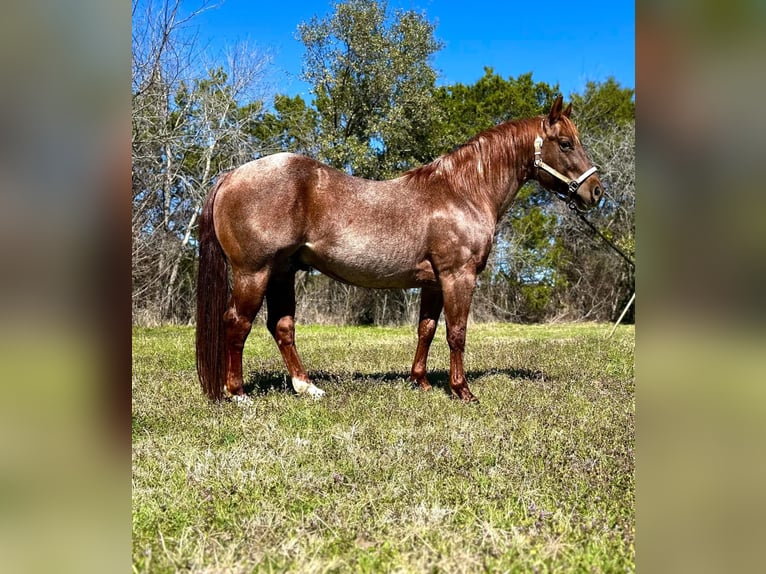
[403,117,541,195]
[403,115,581,198]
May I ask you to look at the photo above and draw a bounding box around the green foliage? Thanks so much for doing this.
[477,185,569,322]
[248,69,636,324]
[547,80,635,321]
[133,324,635,572]
[433,68,559,153]
[568,77,635,134]
[298,0,443,178]
[251,94,319,156]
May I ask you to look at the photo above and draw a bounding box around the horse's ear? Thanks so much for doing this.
[548,95,564,124]
[563,103,572,118]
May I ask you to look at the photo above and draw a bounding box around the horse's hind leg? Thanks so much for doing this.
[224,269,270,397]
[266,271,325,398]
[409,287,443,391]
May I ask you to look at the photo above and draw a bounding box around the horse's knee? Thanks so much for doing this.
[269,316,295,347]
[446,325,466,351]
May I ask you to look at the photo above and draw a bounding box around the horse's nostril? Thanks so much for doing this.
[594,186,602,198]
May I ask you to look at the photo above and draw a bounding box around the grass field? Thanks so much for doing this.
[132,322,634,573]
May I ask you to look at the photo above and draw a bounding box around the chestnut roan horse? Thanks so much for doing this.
[196,96,602,403]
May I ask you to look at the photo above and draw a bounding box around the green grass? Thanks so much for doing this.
[132,322,634,573]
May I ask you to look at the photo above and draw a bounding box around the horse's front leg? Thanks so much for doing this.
[409,287,443,391]
[440,271,479,402]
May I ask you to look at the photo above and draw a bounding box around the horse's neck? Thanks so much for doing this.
[403,118,539,222]
[479,120,538,221]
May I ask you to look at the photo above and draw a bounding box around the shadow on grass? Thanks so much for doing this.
[244,367,546,398]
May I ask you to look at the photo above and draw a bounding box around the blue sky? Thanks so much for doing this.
[194,0,634,101]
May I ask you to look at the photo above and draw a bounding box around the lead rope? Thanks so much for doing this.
[573,209,635,270]
[572,209,635,339]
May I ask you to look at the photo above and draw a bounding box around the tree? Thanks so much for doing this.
[532,79,635,321]
[298,0,443,179]
[433,68,559,153]
[251,94,319,157]
[568,77,635,135]
[131,0,634,326]
[132,0,272,323]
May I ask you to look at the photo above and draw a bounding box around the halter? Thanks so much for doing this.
[534,134,598,211]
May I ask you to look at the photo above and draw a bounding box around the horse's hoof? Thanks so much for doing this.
[410,378,433,392]
[452,388,479,403]
[293,377,325,399]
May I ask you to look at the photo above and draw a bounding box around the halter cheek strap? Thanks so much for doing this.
[534,136,598,207]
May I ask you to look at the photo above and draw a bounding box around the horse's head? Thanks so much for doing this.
[533,95,603,211]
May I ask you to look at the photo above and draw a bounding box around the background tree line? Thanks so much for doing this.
[132,0,634,326]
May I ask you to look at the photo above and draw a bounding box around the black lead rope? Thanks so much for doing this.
[573,209,635,270]
[561,197,635,337]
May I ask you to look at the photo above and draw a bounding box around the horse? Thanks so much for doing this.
[196,95,602,403]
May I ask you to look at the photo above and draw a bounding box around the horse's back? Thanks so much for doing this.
[222,152,320,195]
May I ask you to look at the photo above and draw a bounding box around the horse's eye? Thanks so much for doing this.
[560,140,573,151]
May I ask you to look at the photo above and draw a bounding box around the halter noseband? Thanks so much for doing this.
[534,135,598,211]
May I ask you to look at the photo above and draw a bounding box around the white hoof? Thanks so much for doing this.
[292,377,325,399]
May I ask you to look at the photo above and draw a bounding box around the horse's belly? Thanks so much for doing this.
[296,243,435,289]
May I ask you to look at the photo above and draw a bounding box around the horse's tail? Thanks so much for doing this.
[196,174,230,401]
